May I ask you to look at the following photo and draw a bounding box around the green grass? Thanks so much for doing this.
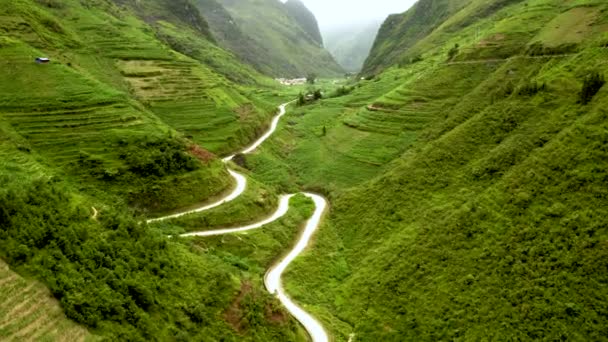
[0,40,232,212]
[364,0,608,73]
[0,0,291,213]
[534,6,607,46]
[117,57,277,155]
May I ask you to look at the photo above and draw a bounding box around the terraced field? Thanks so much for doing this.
[0,261,91,341]
[344,68,407,108]
[344,63,500,135]
[1,101,151,167]
[119,59,274,154]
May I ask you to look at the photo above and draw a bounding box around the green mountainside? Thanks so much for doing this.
[241,0,608,340]
[192,0,279,78]
[362,0,470,75]
[284,0,324,46]
[217,0,343,77]
[111,0,215,40]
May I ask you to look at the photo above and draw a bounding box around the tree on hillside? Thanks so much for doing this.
[580,71,605,105]
[298,92,306,106]
[447,43,459,61]
[232,153,247,168]
[313,89,322,100]
[307,73,317,84]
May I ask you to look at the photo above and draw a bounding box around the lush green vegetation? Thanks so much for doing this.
[0,0,287,213]
[0,171,309,340]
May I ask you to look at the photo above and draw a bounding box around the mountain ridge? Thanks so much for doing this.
[284,0,324,47]
[216,0,343,77]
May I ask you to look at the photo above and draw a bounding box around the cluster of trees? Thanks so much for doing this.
[517,81,547,96]
[491,74,605,104]
[297,89,323,106]
[526,42,578,56]
[329,85,355,98]
[580,71,605,105]
[0,180,170,337]
[77,137,200,181]
[0,178,280,340]
[399,54,423,67]
[119,138,200,177]
[447,43,460,61]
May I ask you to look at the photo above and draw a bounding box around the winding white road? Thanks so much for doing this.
[148,101,329,342]
[265,193,328,342]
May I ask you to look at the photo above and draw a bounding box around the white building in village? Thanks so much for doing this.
[275,78,307,86]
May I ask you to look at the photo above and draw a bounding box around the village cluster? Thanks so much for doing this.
[275,77,307,86]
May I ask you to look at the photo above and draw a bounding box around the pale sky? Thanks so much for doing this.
[282,0,417,30]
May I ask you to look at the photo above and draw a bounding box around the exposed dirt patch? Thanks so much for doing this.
[265,302,288,325]
[235,104,256,121]
[188,144,215,164]
[223,281,289,334]
[223,281,253,334]
[478,33,507,47]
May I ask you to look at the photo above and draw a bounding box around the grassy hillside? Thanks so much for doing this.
[217,0,343,77]
[0,0,285,212]
[111,0,215,40]
[362,0,470,75]
[240,0,608,340]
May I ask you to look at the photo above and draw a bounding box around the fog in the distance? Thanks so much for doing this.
[281,0,417,72]
[282,0,416,31]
